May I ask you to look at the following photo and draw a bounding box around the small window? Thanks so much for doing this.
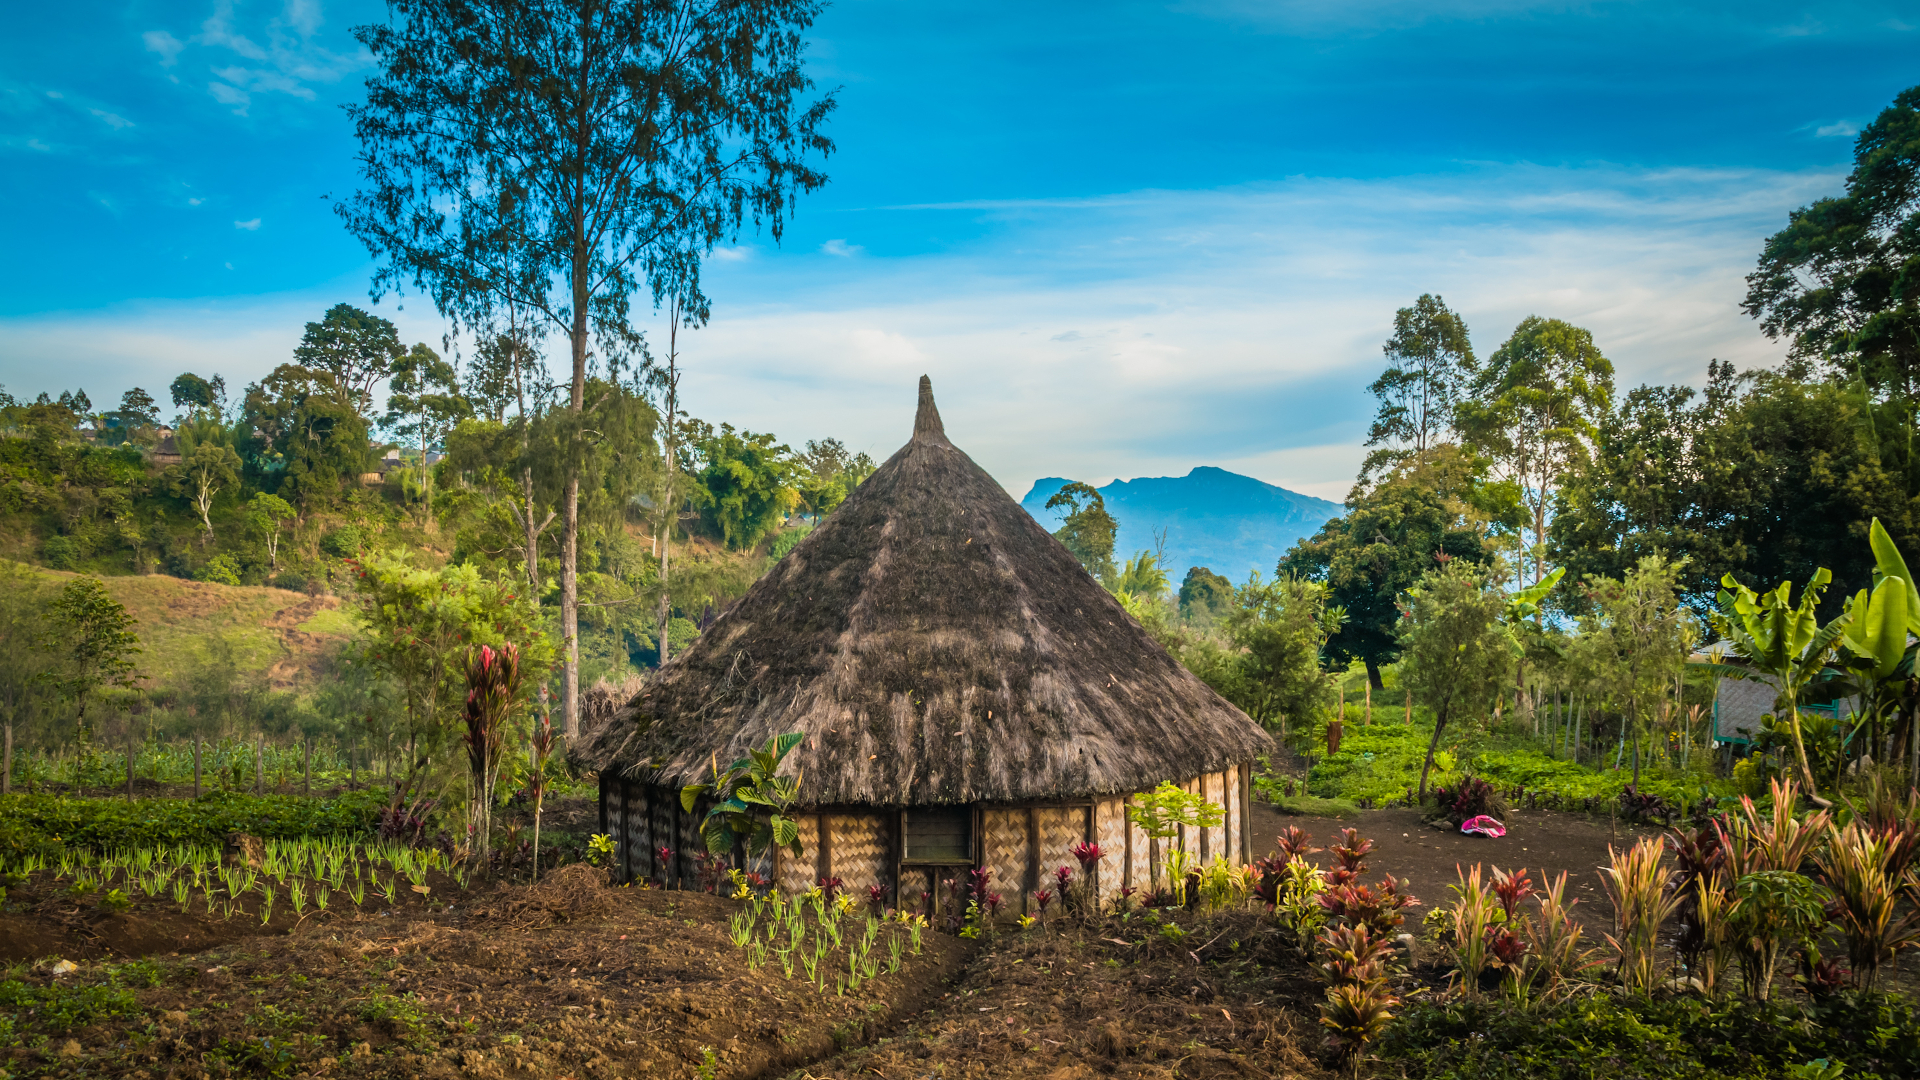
[904,807,972,863]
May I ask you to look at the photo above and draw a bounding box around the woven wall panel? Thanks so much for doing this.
[1123,795,1155,893]
[745,843,774,885]
[676,797,702,890]
[604,780,627,882]
[1036,807,1084,888]
[982,810,1027,904]
[898,866,931,914]
[649,792,674,884]
[1224,765,1241,863]
[1201,772,1226,862]
[781,814,820,893]
[635,784,658,881]
[1094,798,1128,906]
[828,813,889,894]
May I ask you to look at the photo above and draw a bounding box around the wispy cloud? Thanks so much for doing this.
[143,0,372,115]
[820,238,863,257]
[1816,120,1859,137]
[143,30,185,67]
[233,218,260,230]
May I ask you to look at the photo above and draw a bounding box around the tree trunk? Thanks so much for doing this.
[1364,657,1383,690]
[1418,706,1448,800]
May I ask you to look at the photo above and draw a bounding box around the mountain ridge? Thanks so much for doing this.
[1019,466,1342,585]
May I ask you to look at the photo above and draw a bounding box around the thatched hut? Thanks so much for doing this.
[574,377,1273,914]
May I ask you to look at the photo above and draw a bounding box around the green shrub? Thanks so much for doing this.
[0,789,386,857]
[770,524,812,559]
[42,535,80,570]
[320,526,364,558]
[196,554,243,586]
[271,570,310,593]
[1378,991,1920,1079]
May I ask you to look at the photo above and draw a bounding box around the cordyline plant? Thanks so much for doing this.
[1814,818,1920,991]
[680,732,806,861]
[1598,836,1683,993]
[461,642,525,870]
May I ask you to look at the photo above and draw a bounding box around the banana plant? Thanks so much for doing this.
[1708,568,1850,808]
[681,732,807,860]
[1835,519,1920,783]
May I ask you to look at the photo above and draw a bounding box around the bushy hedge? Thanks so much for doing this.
[0,789,386,860]
[1380,992,1920,1079]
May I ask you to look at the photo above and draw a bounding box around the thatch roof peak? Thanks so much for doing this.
[911,374,949,447]
[574,377,1272,807]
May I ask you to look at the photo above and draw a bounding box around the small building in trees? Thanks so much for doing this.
[575,378,1272,913]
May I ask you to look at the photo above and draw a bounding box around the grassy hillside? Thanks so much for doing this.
[31,567,355,690]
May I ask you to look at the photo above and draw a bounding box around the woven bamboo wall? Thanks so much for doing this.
[827,812,890,894]
[982,809,1027,905]
[1036,807,1085,890]
[1094,797,1128,905]
[898,866,931,914]
[780,814,820,893]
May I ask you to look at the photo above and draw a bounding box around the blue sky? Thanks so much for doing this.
[1,0,1914,498]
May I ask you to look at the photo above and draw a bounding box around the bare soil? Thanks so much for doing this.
[3,866,971,1079]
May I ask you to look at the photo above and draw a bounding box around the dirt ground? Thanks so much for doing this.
[8,803,1917,1079]
[2,866,971,1079]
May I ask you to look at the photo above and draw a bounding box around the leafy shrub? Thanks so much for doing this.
[1379,991,1920,1079]
[1428,775,1505,825]
[195,554,243,586]
[770,524,812,559]
[0,789,386,856]
[271,570,310,593]
[42,535,80,570]
[320,526,364,558]
[0,978,139,1033]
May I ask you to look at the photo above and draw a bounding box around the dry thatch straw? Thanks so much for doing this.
[573,376,1271,807]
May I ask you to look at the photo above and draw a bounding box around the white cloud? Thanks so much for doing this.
[820,238,863,257]
[233,218,260,230]
[208,82,249,114]
[89,108,132,130]
[143,30,186,67]
[45,90,63,100]
[0,164,1820,500]
[1816,120,1859,138]
[708,246,752,262]
[187,197,204,206]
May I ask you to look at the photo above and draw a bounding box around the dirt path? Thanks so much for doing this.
[1248,803,1666,937]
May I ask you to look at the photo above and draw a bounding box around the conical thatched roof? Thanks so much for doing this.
[574,377,1273,806]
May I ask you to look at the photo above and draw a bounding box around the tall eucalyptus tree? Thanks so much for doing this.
[339,0,835,734]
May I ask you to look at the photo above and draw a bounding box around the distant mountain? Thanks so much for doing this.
[1020,467,1342,586]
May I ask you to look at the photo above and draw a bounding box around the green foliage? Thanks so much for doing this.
[1744,85,1920,399]
[1221,573,1343,732]
[1283,445,1508,681]
[1360,293,1478,480]
[1574,555,1695,786]
[0,976,140,1035]
[0,790,385,856]
[1125,780,1225,841]
[694,425,800,551]
[681,732,805,857]
[1710,567,1848,802]
[1112,550,1171,598]
[1177,565,1234,622]
[196,553,243,586]
[1045,481,1118,584]
[348,548,553,799]
[1457,315,1614,585]
[1380,991,1920,1079]
[1398,560,1511,797]
[769,524,811,559]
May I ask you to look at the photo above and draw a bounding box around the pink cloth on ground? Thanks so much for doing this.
[1460,815,1506,837]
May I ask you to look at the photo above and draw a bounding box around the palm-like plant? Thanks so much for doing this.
[1835,519,1920,781]
[1598,836,1683,993]
[681,732,807,860]
[1707,569,1850,807]
[1814,819,1920,991]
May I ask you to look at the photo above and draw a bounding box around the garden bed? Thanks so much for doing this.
[1,866,971,1079]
